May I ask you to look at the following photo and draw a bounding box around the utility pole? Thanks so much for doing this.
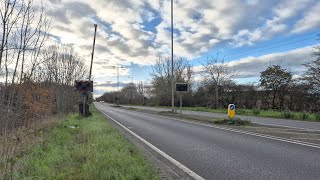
[89,24,97,80]
[128,71,134,104]
[141,81,144,105]
[171,0,175,112]
[80,24,97,117]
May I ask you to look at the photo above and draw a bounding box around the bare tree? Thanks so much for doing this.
[0,0,21,71]
[37,44,88,112]
[151,57,192,106]
[0,0,52,177]
[0,0,50,110]
[202,55,234,108]
[302,44,320,89]
[40,44,88,85]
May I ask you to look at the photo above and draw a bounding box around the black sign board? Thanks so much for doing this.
[176,83,189,92]
[75,80,93,92]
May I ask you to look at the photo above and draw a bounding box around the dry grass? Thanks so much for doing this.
[0,114,67,179]
[11,106,157,179]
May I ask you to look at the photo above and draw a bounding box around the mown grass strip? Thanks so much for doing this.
[180,107,320,122]
[13,106,157,180]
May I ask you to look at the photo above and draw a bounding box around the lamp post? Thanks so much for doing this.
[127,74,134,104]
[171,0,175,112]
[113,66,124,106]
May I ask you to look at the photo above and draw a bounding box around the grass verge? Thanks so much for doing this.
[121,106,320,145]
[181,107,320,122]
[213,118,251,126]
[11,106,157,179]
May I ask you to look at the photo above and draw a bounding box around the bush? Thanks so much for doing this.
[237,109,245,115]
[283,111,294,119]
[214,118,251,126]
[252,108,261,115]
[299,112,309,120]
[315,112,320,121]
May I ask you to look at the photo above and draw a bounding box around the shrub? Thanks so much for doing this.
[299,112,309,120]
[252,108,261,115]
[315,112,320,121]
[237,109,245,115]
[214,118,251,126]
[283,111,294,119]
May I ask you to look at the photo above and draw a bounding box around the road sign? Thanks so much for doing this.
[75,80,93,92]
[228,104,235,118]
[176,83,189,92]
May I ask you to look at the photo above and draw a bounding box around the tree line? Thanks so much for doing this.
[0,0,88,176]
[98,42,320,113]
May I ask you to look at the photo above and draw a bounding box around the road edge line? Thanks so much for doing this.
[125,108,320,149]
[123,105,320,132]
[97,108,205,180]
[250,122,320,132]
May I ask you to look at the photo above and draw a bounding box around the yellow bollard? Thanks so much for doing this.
[228,104,235,118]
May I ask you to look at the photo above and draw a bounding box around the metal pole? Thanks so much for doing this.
[83,95,86,116]
[171,0,175,112]
[131,74,133,84]
[89,24,97,80]
[180,94,182,114]
[117,67,119,106]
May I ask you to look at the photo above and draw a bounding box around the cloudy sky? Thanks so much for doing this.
[42,0,320,96]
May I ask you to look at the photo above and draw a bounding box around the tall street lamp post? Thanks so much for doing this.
[113,66,124,106]
[171,0,175,112]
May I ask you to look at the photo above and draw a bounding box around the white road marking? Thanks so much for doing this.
[250,122,320,132]
[120,108,320,149]
[97,107,205,180]
[122,104,320,132]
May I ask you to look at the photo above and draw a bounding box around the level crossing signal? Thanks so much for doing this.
[74,80,93,92]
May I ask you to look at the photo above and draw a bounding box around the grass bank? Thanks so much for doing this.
[181,107,320,122]
[11,106,157,179]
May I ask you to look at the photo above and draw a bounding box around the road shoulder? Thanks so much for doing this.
[95,105,195,180]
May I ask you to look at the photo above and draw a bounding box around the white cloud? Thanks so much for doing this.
[44,0,320,66]
[231,0,316,46]
[35,0,320,93]
[291,1,320,33]
[228,46,315,78]
[192,45,316,81]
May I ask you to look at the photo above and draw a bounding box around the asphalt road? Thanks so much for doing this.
[120,105,320,132]
[95,102,320,180]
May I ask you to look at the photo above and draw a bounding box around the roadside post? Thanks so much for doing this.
[228,104,235,118]
[75,80,93,117]
[176,83,189,114]
[179,94,182,114]
[80,92,87,115]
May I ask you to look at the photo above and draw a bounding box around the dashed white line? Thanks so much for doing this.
[250,122,320,132]
[122,105,320,132]
[120,108,320,149]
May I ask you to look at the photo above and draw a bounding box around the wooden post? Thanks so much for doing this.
[180,94,182,114]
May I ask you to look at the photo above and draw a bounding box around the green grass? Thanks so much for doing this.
[107,103,319,122]
[12,106,157,180]
[214,118,251,126]
[180,107,320,122]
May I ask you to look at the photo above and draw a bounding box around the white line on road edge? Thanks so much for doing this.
[249,122,320,132]
[126,110,320,149]
[121,105,320,132]
[98,109,205,180]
